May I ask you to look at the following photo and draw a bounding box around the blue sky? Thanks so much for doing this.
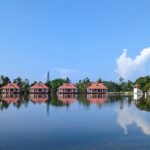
[0,0,150,82]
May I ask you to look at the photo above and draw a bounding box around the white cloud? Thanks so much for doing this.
[117,106,150,136]
[115,47,150,79]
[117,107,133,134]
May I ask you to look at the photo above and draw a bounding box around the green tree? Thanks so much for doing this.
[50,78,67,93]
[31,81,37,86]
[97,78,102,83]
[22,79,30,94]
[127,80,133,92]
[13,77,23,86]
[83,77,90,83]
[76,77,91,93]
[0,75,10,86]
[135,76,150,92]
[66,77,71,83]
[119,77,124,84]
[103,81,121,92]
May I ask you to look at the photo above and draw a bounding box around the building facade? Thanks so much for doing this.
[29,83,49,94]
[87,83,108,94]
[57,83,78,94]
[1,83,21,94]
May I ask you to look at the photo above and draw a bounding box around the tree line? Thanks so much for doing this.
[0,75,150,93]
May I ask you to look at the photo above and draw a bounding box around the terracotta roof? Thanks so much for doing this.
[30,83,48,89]
[1,83,20,89]
[87,83,108,89]
[58,83,77,89]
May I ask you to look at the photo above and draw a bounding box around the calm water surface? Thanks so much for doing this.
[0,94,150,150]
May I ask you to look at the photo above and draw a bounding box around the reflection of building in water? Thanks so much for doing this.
[29,82,49,94]
[57,83,78,94]
[1,94,20,103]
[29,94,48,103]
[1,83,20,94]
[86,94,107,104]
[134,93,143,101]
[58,94,77,104]
[87,83,108,94]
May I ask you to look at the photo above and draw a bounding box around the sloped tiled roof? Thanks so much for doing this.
[87,83,108,89]
[30,83,48,89]
[58,83,77,89]
[1,83,20,89]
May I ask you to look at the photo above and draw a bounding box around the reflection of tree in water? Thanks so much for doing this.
[46,95,74,115]
[12,95,29,109]
[106,95,124,109]
[136,96,150,111]
[77,94,90,107]
[0,94,30,110]
[127,96,132,107]
[0,94,21,110]
[0,100,10,110]
[20,94,30,107]
[49,94,69,107]
[108,95,124,102]
[77,94,131,109]
[107,95,132,110]
[0,94,134,112]
[0,94,71,112]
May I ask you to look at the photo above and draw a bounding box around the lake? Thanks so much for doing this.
[0,94,150,150]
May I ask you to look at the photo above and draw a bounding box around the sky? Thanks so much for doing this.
[0,0,150,83]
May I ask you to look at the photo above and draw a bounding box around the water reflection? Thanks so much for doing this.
[133,93,143,101]
[117,96,150,136]
[136,95,150,111]
[1,94,20,104]
[86,94,107,105]
[0,94,150,114]
[58,94,77,104]
[0,94,22,110]
[1,94,150,149]
[29,94,49,103]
